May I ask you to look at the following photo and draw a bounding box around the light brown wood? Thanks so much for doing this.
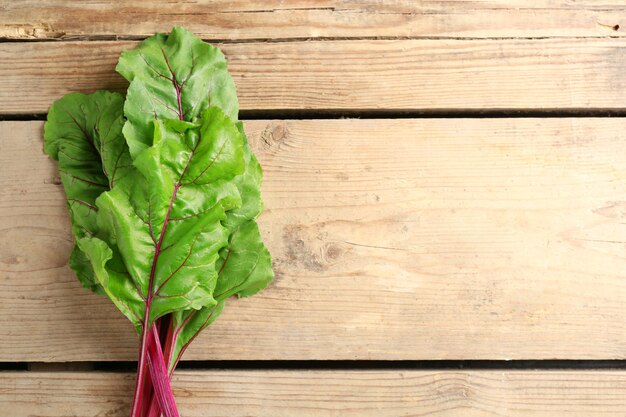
[4,38,626,114]
[3,118,626,361]
[3,370,626,416]
[2,1,626,40]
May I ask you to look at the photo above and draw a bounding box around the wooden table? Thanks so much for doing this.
[2,2,626,416]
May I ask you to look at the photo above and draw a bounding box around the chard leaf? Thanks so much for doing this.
[168,219,273,370]
[215,221,273,299]
[45,29,273,381]
[69,246,104,295]
[116,26,239,158]
[224,122,264,230]
[43,91,132,293]
[167,126,273,370]
[81,107,246,328]
[77,235,145,330]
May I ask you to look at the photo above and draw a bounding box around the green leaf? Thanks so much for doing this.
[69,246,105,295]
[116,26,239,158]
[77,236,145,331]
[165,122,272,369]
[167,220,273,370]
[223,122,264,229]
[80,107,246,328]
[43,91,132,292]
[167,301,224,371]
[215,221,274,299]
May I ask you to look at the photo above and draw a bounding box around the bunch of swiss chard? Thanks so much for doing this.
[43,27,273,417]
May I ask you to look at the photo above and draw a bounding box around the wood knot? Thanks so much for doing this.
[259,122,288,150]
[280,224,347,272]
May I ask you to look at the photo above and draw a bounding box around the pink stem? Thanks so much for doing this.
[130,324,151,417]
[147,326,180,417]
[147,316,176,417]
[146,395,161,417]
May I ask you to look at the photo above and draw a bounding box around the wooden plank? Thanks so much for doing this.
[3,370,626,416]
[3,118,626,361]
[2,1,626,40]
[3,38,626,114]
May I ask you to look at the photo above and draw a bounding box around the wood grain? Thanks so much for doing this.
[3,370,626,416]
[3,38,626,114]
[2,1,626,40]
[3,118,626,361]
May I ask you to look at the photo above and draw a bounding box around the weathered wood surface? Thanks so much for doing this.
[2,1,625,40]
[3,38,626,115]
[3,370,626,416]
[3,118,626,361]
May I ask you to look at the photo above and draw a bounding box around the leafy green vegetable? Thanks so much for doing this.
[116,26,239,158]
[44,27,273,417]
[44,91,131,293]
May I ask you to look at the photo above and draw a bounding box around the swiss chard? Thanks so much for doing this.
[44,27,273,417]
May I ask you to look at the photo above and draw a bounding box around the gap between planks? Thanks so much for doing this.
[4,35,626,44]
[10,360,626,373]
[9,109,626,123]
